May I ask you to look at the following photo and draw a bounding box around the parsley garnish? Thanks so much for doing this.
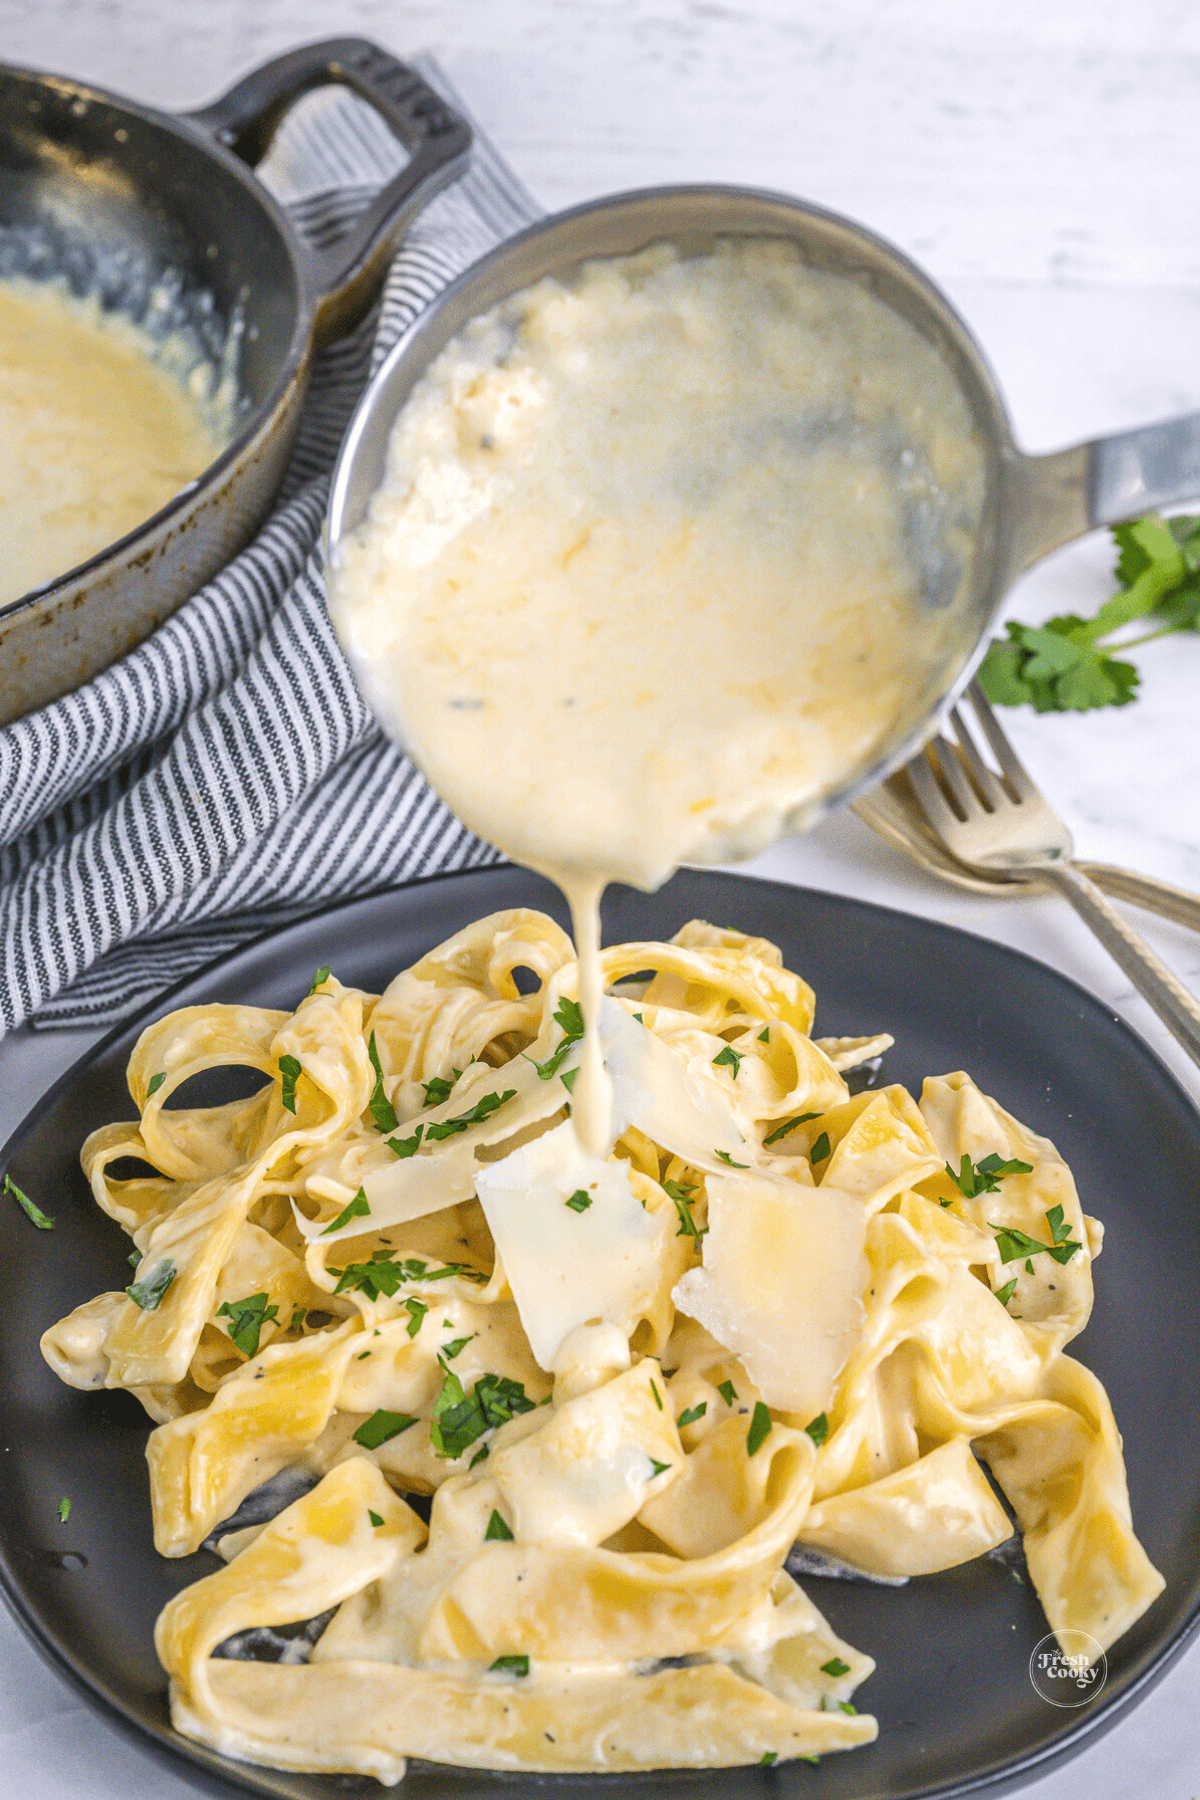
[387,1124,423,1159]
[404,1296,428,1339]
[947,1151,1034,1198]
[485,1509,514,1541]
[561,1066,579,1094]
[528,996,586,1080]
[425,1089,516,1140]
[331,1254,484,1300]
[805,1411,829,1447]
[321,1187,370,1236]
[366,1032,398,1133]
[821,1656,851,1677]
[757,1028,770,1043]
[217,1290,279,1357]
[717,1379,738,1407]
[353,1409,418,1450]
[309,965,331,995]
[810,1131,831,1164]
[648,1457,672,1478]
[565,1188,592,1213]
[712,1044,743,1078]
[663,1178,706,1244]
[714,1149,749,1168]
[650,1377,663,1410]
[746,1401,772,1456]
[58,1497,71,1524]
[763,1111,819,1147]
[489,1654,529,1676]
[369,1509,384,1527]
[760,1752,778,1765]
[442,1334,474,1359]
[3,1173,54,1231]
[146,1071,167,1098]
[289,1302,307,1332]
[421,1070,462,1108]
[838,1700,857,1716]
[676,1402,707,1429]
[126,1257,176,1311]
[991,1207,1083,1269]
[978,513,1200,714]
[278,1054,302,1114]
[994,1277,1018,1308]
[430,1366,536,1459]
[469,1443,490,1468]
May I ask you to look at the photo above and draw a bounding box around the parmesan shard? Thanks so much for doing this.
[673,1173,868,1419]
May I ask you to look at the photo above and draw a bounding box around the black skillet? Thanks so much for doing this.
[0,38,470,724]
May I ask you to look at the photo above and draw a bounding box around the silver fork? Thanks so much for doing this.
[905,681,1200,1072]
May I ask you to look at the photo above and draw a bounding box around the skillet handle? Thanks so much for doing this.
[187,37,471,345]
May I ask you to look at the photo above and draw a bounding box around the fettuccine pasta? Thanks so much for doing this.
[42,909,1163,1783]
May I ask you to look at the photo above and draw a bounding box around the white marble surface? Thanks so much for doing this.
[0,1,1198,1794]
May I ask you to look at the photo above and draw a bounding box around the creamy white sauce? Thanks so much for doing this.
[331,239,984,1152]
[0,278,234,605]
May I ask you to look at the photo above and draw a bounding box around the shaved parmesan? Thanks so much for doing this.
[601,999,749,1170]
[673,1173,867,1419]
[475,1121,662,1369]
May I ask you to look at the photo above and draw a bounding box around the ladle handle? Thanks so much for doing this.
[187,38,471,345]
[1007,411,1200,572]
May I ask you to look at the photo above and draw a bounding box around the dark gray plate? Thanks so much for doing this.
[2,864,1198,1800]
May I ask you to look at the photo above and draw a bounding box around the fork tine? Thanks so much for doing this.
[946,705,1007,808]
[923,724,982,819]
[907,738,968,830]
[964,680,1037,798]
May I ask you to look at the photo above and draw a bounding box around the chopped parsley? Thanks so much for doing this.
[759,1751,778,1765]
[289,1302,308,1332]
[425,1089,516,1141]
[664,1179,706,1245]
[650,1378,663,1411]
[763,1111,819,1147]
[331,1254,485,1300]
[278,1054,302,1114]
[126,1257,176,1311]
[994,1277,1018,1308]
[676,1403,707,1429]
[838,1701,857,1716]
[804,1411,829,1447]
[489,1654,529,1676]
[527,995,586,1080]
[352,1409,417,1450]
[146,1071,167,1098]
[421,1070,462,1108]
[757,1028,770,1043]
[565,1188,592,1213]
[992,1206,1083,1271]
[809,1131,831,1164]
[387,1124,423,1159]
[442,1334,474,1360]
[561,1066,579,1094]
[58,1497,71,1524]
[717,1380,738,1407]
[320,1188,370,1236]
[309,965,331,995]
[3,1172,54,1231]
[217,1290,280,1357]
[430,1365,536,1460]
[712,1044,743,1077]
[746,1401,773,1456]
[946,1151,1033,1199]
[367,1032,398,1133]
[648,1458,672,1478]
[714,1150,749,1168]
[404,1296,428,1339]
[368,1509,384,1527]
[485,1509,514,1541]
[821,1657,851,1677]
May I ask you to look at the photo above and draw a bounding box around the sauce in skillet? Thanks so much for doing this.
[0,279,232,607]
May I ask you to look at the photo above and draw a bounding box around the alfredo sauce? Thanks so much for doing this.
[330,239,984,1149]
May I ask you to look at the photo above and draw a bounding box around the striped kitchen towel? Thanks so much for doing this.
[0,60,540,1035]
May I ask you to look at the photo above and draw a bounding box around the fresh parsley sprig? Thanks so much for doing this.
[663,1179,706,1245]
[526,997,585,1081]
[978,513,1200,712]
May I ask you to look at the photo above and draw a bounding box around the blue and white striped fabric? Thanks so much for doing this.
[0,62,540,1035]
